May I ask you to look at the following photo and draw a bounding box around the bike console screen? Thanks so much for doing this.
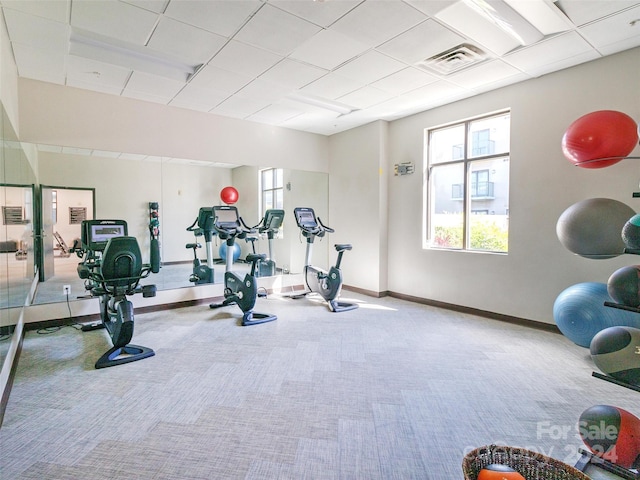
[294,208,317,229]
[84,220,128,251]
[213,206,240,230]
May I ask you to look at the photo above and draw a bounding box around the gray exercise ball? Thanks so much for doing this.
[556,198,636,259]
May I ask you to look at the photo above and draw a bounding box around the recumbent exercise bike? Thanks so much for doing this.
[77,219,158,369]
[209,205,277,326]
[293,207,358,312]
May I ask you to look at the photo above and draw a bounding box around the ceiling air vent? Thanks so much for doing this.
[416,43,487,75]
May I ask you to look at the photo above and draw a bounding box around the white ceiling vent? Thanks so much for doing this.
[416,43,487,75]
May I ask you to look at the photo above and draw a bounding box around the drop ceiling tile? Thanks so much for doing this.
[247,103,302,124]
[333,50,406,84]
[163,0,261,37]
[235,79,292,103]
[401,80,466,107]
[337,86,394,109]
[330,0,427,47]
[90,149,122,158]
[555,0,638,26]
[234,4,321,55]
[12,43,65,84]
[4,8,69,52]
[118,152,149,161]
[447,59,522,89]
[259,58,328,89]
[376,19,466,65]
[370,67,439,95]
[71,0,159,45]
[147,17,227,65]
[212,96,271,119]
[170,83,227,110]
[187,64,251,95]
[66,55,131,90]
[404,0,456,17]
[124,71,185,98]
[279,108,342,134]
[504,31,598,76]
[364,95,426,120]
[122,0,169,14]
[289,29,370,70]
[276,97,338,115]
[301,72,364,100]
[578,5,640,52]
[1,0,69,22]
[268,0,360,28]
[209,40,283,78]
[61,146,92,156]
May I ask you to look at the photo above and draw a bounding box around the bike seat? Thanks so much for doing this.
[185,243,201,249]
[335,244,352,252]
[246,253,266,263]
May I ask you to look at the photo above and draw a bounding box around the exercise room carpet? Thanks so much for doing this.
[1,292,637,479]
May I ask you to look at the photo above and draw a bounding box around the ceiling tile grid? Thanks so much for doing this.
[0,0,639,136]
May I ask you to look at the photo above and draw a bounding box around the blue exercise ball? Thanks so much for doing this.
[591,326,640,385]
[622,213,640,250]
[219,243,241,262]
[553,282,640,347]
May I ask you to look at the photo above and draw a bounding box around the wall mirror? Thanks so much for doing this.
[0,104,37,369]
[27,145,329,306]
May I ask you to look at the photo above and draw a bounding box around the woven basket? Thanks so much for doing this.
[462,444,590,480]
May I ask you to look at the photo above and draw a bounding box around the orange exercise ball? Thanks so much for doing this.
[478,464,525,480]
[562,110,638,168]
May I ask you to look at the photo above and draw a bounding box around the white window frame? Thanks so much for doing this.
[424,111,511,253]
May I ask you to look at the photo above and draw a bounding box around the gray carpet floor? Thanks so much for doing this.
[1,292,637,479]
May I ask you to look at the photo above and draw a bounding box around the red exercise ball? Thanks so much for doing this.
[478,463,525,480]
[579,405,640,469]
[562,110,638,168]
[220,186,239,205]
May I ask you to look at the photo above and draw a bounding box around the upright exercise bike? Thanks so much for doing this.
[247,209,285,277]
[293,207,358,312]
[185,207,215,284]
[209,205,277,326]
[77,219,158,369]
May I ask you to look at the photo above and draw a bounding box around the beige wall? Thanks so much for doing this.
[19,79,329,173]
[0,8,18,135]
[328,120,389,294]
[380,47,640,323]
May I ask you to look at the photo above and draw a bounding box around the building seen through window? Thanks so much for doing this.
[425,111,510,253]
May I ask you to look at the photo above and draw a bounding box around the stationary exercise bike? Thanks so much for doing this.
[77,219,158,369]
[209,205,277,326]
[185,207,216,284]
[246,209,285,277]
[293,207,358,312]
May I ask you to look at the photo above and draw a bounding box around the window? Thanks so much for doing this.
[425,111,510,253]
[260,168,283,215]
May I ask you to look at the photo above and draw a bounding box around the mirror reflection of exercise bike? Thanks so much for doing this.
[293,207,358,312]
[77,219,159,369]
[209,205,277,326]
[185,207,216,285]
[245,209,285,277]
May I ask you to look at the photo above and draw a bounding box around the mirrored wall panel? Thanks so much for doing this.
[30,145,329,305]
